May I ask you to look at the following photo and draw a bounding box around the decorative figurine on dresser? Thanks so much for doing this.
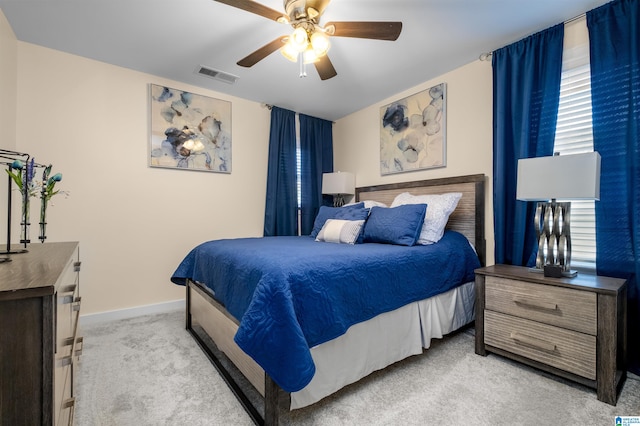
[474,264,627,406]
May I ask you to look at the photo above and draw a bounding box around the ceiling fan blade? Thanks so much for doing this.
[237,37,287,67]
[326,21,402,41]
[213,0,284,22]
[314,55,337,80]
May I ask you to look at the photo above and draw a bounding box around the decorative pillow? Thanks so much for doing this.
[345,200,388,209]
[362,204,427,246]
[315,219,366,244]
[391,192,462,244]
[309,203,368,238]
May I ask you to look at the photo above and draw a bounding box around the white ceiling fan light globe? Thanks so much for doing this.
[290,27,309,52]
[280,42,299,62]
[303,48,319,64]
[310,31,330,56]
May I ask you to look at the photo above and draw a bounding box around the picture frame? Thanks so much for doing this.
[149,84,231,173]
[379,83,446,175]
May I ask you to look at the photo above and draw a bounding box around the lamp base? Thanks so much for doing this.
[528,265,578,278]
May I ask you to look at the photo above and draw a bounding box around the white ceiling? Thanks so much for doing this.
[0,0,610,122]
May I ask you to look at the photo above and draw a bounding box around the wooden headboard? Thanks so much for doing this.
[356,174,486,266]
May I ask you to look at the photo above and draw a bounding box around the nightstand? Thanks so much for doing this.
[474,264,627,405]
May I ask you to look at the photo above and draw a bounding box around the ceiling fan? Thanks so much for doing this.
[214,0,402,80]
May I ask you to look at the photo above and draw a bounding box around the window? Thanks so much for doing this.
[553,44,596,270]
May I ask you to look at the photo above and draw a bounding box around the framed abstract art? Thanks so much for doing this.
[379,83,446,175]
[149,84,231,173]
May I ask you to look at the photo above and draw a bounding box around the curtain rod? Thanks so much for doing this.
[260,103,335,123]
[478,12,586,61]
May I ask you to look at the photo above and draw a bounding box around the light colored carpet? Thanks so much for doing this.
[75,310,640,425]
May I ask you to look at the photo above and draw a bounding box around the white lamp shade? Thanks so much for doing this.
[322,172,355,195]
[516,152,601,201]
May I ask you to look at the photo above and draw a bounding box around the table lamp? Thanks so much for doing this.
[322,172,355,207]
[516,152,600,277]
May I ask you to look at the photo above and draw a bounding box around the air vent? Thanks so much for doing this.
[195,65,239,84]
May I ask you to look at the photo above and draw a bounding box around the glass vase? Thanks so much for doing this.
[39,197,48,243]
[20,194,30,245]
[38,222,47,243]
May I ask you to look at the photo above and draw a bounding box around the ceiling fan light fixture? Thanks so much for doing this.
[303,48,320,64]
[280,43,299,62]
[310,31,330,56]
[213,0,403,81]
[290,27,309,52]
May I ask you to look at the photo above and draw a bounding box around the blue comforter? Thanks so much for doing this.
[171,230,480,392]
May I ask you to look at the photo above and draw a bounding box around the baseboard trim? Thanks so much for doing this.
[80,299,184,326]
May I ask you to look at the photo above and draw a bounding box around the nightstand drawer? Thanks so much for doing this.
[485,310,596,380]
[485,276,597,335]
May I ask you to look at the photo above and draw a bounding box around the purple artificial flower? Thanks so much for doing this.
[26,158,35,185]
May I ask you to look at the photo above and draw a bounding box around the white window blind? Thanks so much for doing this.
[553,60,596,270]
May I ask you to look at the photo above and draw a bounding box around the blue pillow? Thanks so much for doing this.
[362,204,428,246]
[310,203,367,238]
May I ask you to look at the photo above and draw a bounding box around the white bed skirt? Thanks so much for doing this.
[290,280,475,409]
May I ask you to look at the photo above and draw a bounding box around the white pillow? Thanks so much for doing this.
[344,200,388,209]
[390,192,462,244]
[315,219,365,244]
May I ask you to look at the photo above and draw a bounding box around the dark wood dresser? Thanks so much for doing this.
[0,242,82,425]
[475,264,627,406]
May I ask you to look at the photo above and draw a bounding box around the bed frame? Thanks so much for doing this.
[185,173,486,425]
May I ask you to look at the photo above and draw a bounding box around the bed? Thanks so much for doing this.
[171,174,486,425]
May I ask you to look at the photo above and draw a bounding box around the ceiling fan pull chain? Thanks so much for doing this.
[299,52,307,78]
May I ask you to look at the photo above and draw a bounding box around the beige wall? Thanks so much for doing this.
[333,60,495,265]
[13,42,270,315]
[0,9,16,148]
[0,9,17,244]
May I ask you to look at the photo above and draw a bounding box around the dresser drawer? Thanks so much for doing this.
[485,276,597,335]
[54,362,72,425]
[485,310,596,380]
[55,250,80,426]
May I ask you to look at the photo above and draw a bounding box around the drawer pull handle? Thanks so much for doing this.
[513,298,558,312]
[75,336,84,357]
[63,397,75,409]
[72,297,82,311]
[61,284,77,294]
[60,355,72,367]
[74,261,82,272]
[510,332,556,352]
[64,397,76,425]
